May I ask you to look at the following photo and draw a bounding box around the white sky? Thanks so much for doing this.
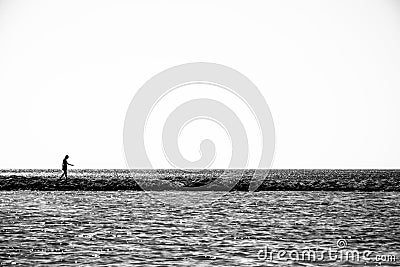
[0,0,399,169]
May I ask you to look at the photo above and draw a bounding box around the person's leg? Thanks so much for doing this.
[65,170,68,179]
[60,171,65,178]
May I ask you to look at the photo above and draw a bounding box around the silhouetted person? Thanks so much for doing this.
[60,155,74,179]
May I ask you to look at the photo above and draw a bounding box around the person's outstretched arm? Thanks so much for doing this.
[67,162,74,166]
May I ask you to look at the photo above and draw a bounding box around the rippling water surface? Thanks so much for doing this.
[0,191,399,266]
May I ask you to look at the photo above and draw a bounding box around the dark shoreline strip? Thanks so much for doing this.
[0,169,399,191]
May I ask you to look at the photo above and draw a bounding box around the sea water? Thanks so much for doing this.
[0,190,398,266]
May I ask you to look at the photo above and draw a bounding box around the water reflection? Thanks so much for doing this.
[0,191,398,266]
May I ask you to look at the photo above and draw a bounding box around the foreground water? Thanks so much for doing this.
[0,191,399,266]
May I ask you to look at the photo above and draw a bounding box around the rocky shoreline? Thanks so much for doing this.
[0,169,399,191]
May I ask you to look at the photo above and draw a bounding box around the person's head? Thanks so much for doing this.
[65,155,69,159]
